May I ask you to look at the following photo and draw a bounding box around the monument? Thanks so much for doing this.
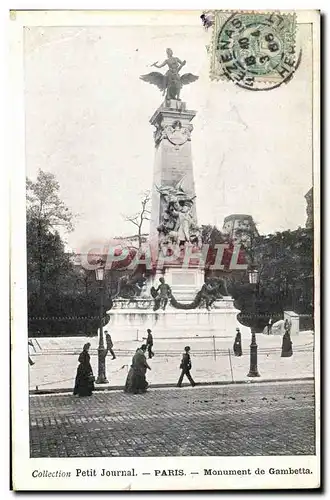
[106,49,243,341]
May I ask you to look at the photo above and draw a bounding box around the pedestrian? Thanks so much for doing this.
[267,318,272,335]
[124,345,151,394]
[281,320,293,357]
[177,346,196,387]
[105,331,116,359]
[73,342,95,397]
[146,329,154,359]
[233,328,242,356]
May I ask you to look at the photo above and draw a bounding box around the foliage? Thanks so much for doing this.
[230,226,314,330]
[26,170,113,337]
[26,170,74,232]
[201,225,228,246]
[200,224,246,273]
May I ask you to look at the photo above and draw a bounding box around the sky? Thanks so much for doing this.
[23,18,313,252]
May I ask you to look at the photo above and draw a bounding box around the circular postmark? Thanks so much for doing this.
[216,12,300,90]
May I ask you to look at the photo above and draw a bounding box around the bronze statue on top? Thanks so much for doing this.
[140,48,199,101]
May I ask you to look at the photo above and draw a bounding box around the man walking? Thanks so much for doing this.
[146,329,154,359]
[105,331,116,360]
[177,346,196,387]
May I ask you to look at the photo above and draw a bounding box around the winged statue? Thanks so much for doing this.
[140,48,199,101]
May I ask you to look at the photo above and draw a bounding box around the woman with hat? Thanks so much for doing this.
[73,342,95,397]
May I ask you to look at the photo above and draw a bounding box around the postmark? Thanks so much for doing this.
[210,11,299,90]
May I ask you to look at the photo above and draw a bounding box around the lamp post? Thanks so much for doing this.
[247,267,260,378]
[95,259,108,384]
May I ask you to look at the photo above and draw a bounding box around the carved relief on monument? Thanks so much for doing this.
[155,180,202,255]
[153,119,193,147]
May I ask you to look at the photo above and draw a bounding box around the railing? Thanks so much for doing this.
[29,341,314,358]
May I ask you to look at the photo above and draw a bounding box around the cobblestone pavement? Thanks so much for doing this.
[30,381,315,458]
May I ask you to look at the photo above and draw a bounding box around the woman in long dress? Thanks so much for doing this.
[124,345,151,394]
[73,343,95,397]
[233,328,242,357]
[281,320,293,358]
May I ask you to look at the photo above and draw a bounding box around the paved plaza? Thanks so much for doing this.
[30,381,315,457]
[29,333,314,392]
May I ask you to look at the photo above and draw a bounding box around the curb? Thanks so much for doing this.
[29,377,314,396]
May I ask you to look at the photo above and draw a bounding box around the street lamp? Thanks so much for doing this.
[95,259,108,384]
[248,268,259,285]
[247,267,260,378]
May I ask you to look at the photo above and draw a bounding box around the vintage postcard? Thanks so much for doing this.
[10,9,320,491]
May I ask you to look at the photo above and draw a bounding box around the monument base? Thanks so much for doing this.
[105,297,249,342]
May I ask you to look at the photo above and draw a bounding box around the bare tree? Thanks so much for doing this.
[124,191,151,248]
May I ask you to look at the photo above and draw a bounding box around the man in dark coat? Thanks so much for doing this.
[146,329,154,359]
[105,331,116,359]
[177,346,196,387]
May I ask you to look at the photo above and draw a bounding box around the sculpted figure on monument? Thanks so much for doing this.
[151,277,172,311]
[156,181,198,252]
[199,277,229,310]
[115,275,147,300]
[156,182,196,208]
[140,48,199,101]
[176,204,194,244]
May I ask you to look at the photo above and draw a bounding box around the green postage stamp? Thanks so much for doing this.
[210,11,298,90]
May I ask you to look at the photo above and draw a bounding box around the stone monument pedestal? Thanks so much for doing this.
[105,297,246,342]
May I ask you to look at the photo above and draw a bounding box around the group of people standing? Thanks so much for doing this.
[233,321,293,358]
[73,329,156,397]
[73,328,196,397]
[73,320,294,398]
